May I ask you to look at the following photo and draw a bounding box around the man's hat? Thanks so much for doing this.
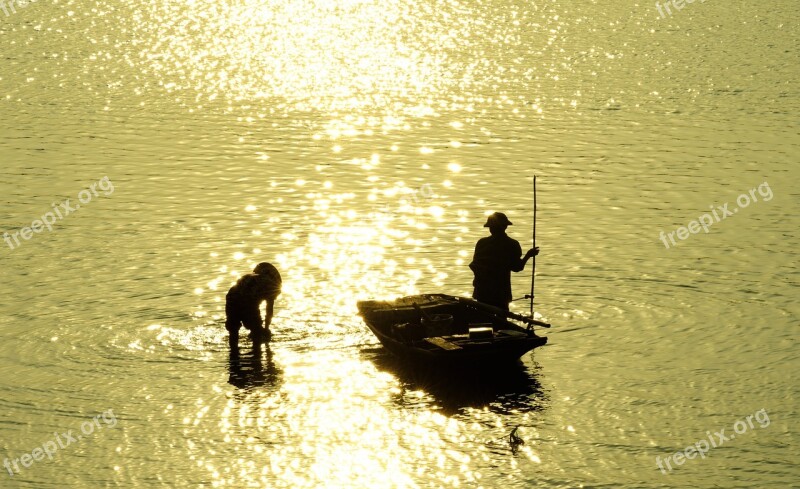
[483,212,513,227]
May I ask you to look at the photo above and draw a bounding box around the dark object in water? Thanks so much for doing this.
[357,294,548,368]
[509,426,525,446]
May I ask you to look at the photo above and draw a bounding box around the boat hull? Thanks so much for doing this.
[357,294,547,368]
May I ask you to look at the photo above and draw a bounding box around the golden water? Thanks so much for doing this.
[0,0,797,487]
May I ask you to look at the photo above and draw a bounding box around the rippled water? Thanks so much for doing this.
[1,0,798,487]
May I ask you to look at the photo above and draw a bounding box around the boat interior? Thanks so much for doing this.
[359,295,532,344]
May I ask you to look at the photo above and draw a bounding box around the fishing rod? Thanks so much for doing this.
[455,296,550,328]
[529,175,536,318]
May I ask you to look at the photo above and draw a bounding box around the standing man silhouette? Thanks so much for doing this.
[469,212,539,311]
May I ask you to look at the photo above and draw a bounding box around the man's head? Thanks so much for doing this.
[253,262,276,275]
[253,262,282,298]
[483,212,512,234]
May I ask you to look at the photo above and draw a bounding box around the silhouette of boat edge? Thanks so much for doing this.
[357,294,548,367]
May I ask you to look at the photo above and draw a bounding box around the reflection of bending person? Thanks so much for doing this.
[226,262,282,349]
[469,212,538,311]
[228,342,281,390]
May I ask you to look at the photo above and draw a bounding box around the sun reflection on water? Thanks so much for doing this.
[118,1,561,484]
[133,0,480,119]
[155,181,548,486]
[178,345,548,488]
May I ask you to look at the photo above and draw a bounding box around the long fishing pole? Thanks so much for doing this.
[530,175,537,318]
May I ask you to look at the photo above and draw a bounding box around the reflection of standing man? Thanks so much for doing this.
[469,212,539,311]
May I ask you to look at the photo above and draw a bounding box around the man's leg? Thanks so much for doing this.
[473,288,488,304]
[242,308,270,343]
[225,299,242,350]
[484,298,509,311]
[474,290,509,311]
[226,317,241,349]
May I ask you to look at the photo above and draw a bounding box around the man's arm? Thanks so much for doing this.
[511,246,540,272]
[264,298,275,328]
[523,246,539,267]
[469,241,481,273]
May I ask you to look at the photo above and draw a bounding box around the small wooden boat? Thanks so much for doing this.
[357,294,549,368]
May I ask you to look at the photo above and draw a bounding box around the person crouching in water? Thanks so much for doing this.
[226,262,282,349]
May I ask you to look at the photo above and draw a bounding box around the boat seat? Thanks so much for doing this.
[424,336,462,350]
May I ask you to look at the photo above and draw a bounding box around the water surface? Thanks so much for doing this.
[0,0,798,487]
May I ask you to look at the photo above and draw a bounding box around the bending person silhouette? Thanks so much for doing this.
[226,262,282,349]
[469,212,538,311]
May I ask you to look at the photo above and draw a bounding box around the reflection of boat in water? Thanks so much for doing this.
[366,349,548,414]
[357,294,549,368]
